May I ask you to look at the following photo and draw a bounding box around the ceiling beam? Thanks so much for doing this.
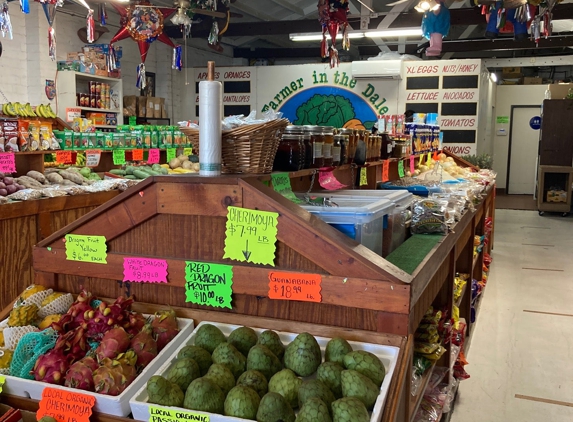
[234,44,419,59]
[438,35,573,53]
[231,1,277,21]
[268,0,305,16]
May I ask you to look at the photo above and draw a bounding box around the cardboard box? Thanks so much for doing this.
[547,190,567,203]
[67,52,80,61]
[146,97,155,118]
[524,77,542,85]
[548,83,573,99]
[123,96,137,116]
[138,96,147,117]
[503,67,521,74]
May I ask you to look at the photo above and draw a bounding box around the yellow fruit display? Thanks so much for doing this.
[0,349,13,370]
[20,285,47,300]
[8,303,39,327]
[0,330,4,347]
[38,314,62,330]
[41,292,65,307]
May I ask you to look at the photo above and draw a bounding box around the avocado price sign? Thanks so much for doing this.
[223,206,278,266]
[65,234,107,264]
[185,261,233,309]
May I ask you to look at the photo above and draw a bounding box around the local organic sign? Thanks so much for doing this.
[183,147,193,156]
[149,405,210,422]
[37,387,95,422]
[223,206,278,266]
[65,234,107,264]
[185,261,233,309]
[0,153,16,173]
[268,271,322,303]
[123,257,168,283]
[271,173,303,203]
[113,149,126,165]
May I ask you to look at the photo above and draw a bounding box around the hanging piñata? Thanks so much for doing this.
[317,0,349,68]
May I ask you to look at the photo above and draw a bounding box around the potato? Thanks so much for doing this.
[177,154,189,162]
[59,170,84,185]
[4,177,13,185]
[27,170,46,184]
[192,163,200,172]
[181,160,193,170]
[46,173,64,184]
[169,158,182,169]
[0,189,7,196]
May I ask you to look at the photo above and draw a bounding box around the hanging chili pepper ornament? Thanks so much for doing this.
[317,0,349,68]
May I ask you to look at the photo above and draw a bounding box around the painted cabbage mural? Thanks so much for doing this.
[294,94,357,128]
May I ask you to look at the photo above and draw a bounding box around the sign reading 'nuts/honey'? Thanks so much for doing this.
[268,271,322,303]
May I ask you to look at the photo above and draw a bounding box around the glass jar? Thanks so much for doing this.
[340,128,354,164]
[339,134,348,165]
[307,125,324,168]
[332,134,343,166]
[374,135,382,161]
[273,126,304,171]
[354,130,367,165]
[322,126,334,167]
[381,133,393,159]
[302,126,312,169]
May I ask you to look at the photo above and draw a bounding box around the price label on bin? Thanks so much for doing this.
[268,271,322,303]
[185,261,233,309]
[113,149,126,165]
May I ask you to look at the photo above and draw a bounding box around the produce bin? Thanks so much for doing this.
[130,321,400,422]
[377,182,441,197]
[319,189,413,208]
[299,198,394,257]
[1,317,195,417]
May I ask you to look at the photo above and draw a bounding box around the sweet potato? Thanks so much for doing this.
[58,170,84,185]
[46,173,64,184]
[27,170,46,184]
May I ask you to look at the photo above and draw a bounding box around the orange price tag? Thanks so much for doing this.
[37,387,95,422]
[268,271,322,303]
[56,150,72,164]
[132,149,144,161]
[433,150,439,161]
[382,160,390,182]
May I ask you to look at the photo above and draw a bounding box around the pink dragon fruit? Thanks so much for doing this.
[55,326,89,364]
[126,312,147,336]
[93,358,137,396]
[33,348,69,385]
[86,297,134,340]
[51,291,94,333]
[64,356,99,391]
[95,327,131,362]
[130,324,158,368]
[151,309,179,351]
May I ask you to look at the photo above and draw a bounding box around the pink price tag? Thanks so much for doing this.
[123,257,168,283]
[0,153,16,173]
[410,155,415,174]
[147,149,160,164]
[318,171,347,190]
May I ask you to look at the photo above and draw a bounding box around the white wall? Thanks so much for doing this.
[492,85,547,189]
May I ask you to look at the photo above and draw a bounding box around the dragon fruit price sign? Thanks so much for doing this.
[37,387,95,422]
[65,234,107,264]
[185,261,233,309]
[123,257,168,283]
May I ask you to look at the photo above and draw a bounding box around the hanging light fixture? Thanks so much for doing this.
[171,0,193,32]
[415,0,440,12]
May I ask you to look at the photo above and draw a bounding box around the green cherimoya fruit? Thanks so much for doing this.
[284,332,321,377]
[340,370,379,410]
[204,363,235,396]
[297,397,333,422]
[343,350,386,387]
[165,357,201,392]
[247,344,282,381]
[237,370,269,398]
[228,326,258,357]
[257,330,285,360]
[268,369,302,408]
[194,323,226,354]
[298,379,336,410]
[184,377,225,414]
[317,361,344,398]
[256,392,295,422]
[212,342,247,379]
[224,385,261,420]
[177,345,213,376]
[146,375,184,408]
[331,397,370,422]
[325,337,353,366]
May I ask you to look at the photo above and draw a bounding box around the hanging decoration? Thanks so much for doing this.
[20,0,29,14]
[172,44,182,70]
[86,8,95,43]
[109,2,176,87]
[0,1,13,39]
[421,0,450,57]
[193,0,231,53]
[38,0,60,61]
[317,0,350,68]
[99,3,107,26]
[171,0,193,37]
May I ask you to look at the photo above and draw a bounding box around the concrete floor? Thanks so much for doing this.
[451,210,573,422]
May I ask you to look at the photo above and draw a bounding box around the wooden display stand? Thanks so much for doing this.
[536,165,573,216]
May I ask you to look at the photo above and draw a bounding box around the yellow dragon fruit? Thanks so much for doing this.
[0,349,13,371]
[20,285,46,300]
[41,292,65,307]
[38,314,62,330]
[8,300,39,327]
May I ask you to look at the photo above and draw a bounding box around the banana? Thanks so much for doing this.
[25,103,36,117]
[37,104,46,118]
[2,104,7,115]
[5,103,16,116]
[46,104,57,118]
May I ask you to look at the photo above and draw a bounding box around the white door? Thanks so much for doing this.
[508,107,541,195]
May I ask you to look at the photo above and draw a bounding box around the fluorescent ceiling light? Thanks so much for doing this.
[290,31,365,41]
[364,28,423,38]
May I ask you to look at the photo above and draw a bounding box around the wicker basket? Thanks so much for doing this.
[180,127,199,154]
[221,119,289,174]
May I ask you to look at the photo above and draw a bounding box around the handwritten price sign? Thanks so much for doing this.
[268,271,322,303]
[113,149,126,165]
[56,150,73,165]
[185,261,233,309]
[37,387,95,422]
[271,173,303,203]
[166,148,176,162]
[223,206,278,266]
[132,149,144,161]
[65,234,107,264]
[85,150,101,168]
[123,257,168,283]
[0,153,16,173]
[147,148,161,164]
[150,406,209,422]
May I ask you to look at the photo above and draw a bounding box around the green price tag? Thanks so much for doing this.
[360,167,368,186]
[0,374,5,393]
[223,206,278,266]
[65,234,107,264]
[113,149,125,165]
[496,116,509,124]
[398,160,405,178]
[166,148,176,162]
[150,405,209,422]
[183,147,193,156]
[185,261,233,309]
[427,152,432,163]
[129,116,137,126]
[271,173,304,204]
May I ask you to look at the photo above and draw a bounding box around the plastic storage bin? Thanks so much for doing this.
[310,189,413,208]
[299,197,393,256]
[377,181,442,197]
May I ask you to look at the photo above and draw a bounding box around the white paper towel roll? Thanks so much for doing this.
[199,80,223,176]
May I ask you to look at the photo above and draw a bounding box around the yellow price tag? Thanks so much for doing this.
[65,234,107,264]
[0,374,5,393]
[183,148,193,156]
[360,167,368,186]
[223,206,278,266]
[427,152,432,163]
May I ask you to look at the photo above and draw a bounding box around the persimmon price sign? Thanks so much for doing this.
[37,387,95,422]
[268,271,322,303]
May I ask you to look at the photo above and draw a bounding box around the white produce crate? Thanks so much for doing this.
[130,321,400,422]
[2,316,194,417]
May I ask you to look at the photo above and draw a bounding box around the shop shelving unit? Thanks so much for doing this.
[536,165,573,216]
